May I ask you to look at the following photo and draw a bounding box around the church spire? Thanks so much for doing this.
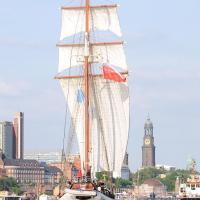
[144,115,153,136]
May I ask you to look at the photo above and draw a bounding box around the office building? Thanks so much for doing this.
[13,112,24,159]
[4,159,45,184]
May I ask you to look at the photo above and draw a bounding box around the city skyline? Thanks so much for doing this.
[0,0,200,172]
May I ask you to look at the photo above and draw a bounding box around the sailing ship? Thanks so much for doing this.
[55,0,130,199]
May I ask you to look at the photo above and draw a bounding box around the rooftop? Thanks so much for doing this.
[143,179,164,187]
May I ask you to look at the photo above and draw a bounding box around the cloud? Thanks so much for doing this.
[0,80,30,96]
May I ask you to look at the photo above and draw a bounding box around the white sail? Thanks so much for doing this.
[58,45,84,72]
[58,42,127,72]
[60,5,121,40]
[90,76,129,177]
[59,75,129,177]
[59,78,85,171]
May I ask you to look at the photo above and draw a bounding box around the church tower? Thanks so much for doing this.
[142,116,155,167]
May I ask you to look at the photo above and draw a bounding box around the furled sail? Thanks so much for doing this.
[60,5,121,40]
[58,42,127,72]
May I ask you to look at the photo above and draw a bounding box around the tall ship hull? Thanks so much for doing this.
[60,189,99,200]
[60,189,114,200]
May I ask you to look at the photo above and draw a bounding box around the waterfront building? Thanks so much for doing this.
[25,152,81,180]
[13,112,24,159]
[0,122,13,159]
[4,159,45,184]
[40,162,62,185]
[138,178,167,198]
[142,116,156,167]
[49,162,64,171]
[0,156,62,186]
[64,154,81,180]
[45,166,62,185]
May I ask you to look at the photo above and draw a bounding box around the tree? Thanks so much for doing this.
[159,169,191,191]
[114,178,132,188]
[0,177,21,195]
[96,171,110,181]
[132,167,192,192]
[132,167,165,185]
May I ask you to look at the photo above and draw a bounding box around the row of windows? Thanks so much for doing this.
[16,179,44,184]
[13,175,44,179]
[7,169,44,174]
[9,172,44,175]
[187,184,200,189]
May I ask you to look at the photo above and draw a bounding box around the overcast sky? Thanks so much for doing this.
[0,0,200,172]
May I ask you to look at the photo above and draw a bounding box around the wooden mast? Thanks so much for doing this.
[84,0,90,175]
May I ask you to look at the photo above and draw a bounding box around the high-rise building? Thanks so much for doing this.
[142,116,156,167]
[0,122,13,159]
[13,112,24,159]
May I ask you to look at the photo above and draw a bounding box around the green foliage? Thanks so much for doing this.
[96,171,110,181]
[132,167,192,192]
[96,172,132,188]
[0,177,21,195]
[159,169,191,191]
[114,178,132,188]
[12,187,22,195]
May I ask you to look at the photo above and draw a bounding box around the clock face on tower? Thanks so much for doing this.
[145,138,151,145]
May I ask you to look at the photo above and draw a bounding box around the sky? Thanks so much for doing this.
[0,0,200,172]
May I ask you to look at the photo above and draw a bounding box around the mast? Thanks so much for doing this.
[84,0,90,175]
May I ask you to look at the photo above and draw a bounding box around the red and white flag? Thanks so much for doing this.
[102,64,126,82]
